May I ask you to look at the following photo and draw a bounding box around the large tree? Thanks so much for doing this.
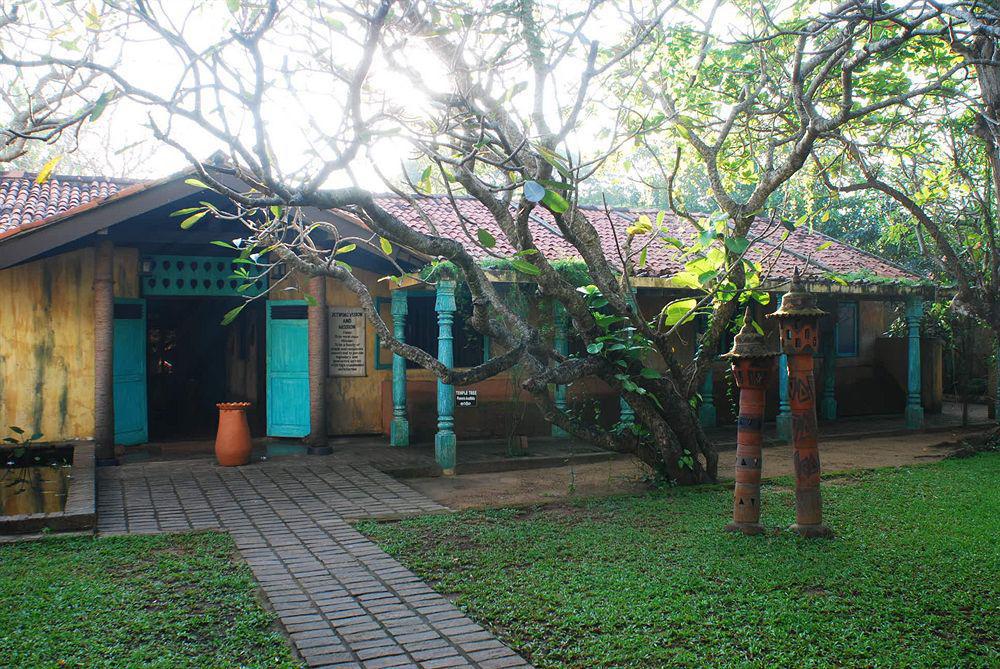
[621,0,968,390]
[0,0,972,482]
[0,3,106,167]
[793,2,1000,340]
[1,0,739,482]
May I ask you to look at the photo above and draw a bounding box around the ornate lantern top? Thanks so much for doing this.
[766,268,827,320]
[722,308,779,360]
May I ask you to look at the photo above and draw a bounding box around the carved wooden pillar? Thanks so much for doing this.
[435,279,457,475]
[307,275,330,453]
[390,289,410,447]
[820,328,838,421]
[775,293,792,442]
[722,309,777,535]
[93,239,116,464]
[769,269,833,538]
[552,301,569,438]
[696,315,717,428]
[905,296,924,429]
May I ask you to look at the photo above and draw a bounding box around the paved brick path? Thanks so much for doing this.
[98,459,533,669]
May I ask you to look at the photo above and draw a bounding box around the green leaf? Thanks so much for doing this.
[817,241,833,251]
[510,259,541,276]
[336,243,357,255]
[179,210,208,229]
[542,189,570,214]
[185,178,209,189]
[35,155,62,184]
[88,91,113,122]
[226,0,240,12]
[523,180,545,203]
[170,207,202,217]
[724,236,750,255]
[640,368,662,379]
[270,205,283,218]
[662,298,698,326]
[303,293,318,307]
[476,228,497,248]
[638,247,648,268]
[220,303,247,325]
[379,237,393,255]
[210,240,237,249]
[586,342,604,354]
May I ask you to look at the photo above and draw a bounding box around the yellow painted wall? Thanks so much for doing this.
[0,247,138,441]
[271,268,392,435]
[326,270,391,434]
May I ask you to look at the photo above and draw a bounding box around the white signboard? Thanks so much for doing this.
[328,307,366,377]
[457,389,478,407]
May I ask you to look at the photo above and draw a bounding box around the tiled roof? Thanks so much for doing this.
[374,195,919,282]
[0,172,919,282]
[0,172,137,238]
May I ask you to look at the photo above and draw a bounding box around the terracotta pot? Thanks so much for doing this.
[215,402,252,467]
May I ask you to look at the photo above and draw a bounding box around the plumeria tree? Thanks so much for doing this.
[0,0,980,482]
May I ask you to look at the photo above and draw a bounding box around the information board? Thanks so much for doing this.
[328,307,366,376]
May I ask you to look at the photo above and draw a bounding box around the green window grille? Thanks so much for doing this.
[140,255,267,297]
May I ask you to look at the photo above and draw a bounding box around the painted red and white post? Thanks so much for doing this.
[722,308,777,535]
[768,269,834,538]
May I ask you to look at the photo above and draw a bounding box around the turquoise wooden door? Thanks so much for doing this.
[113,299,148,445]
[266,301,310,437]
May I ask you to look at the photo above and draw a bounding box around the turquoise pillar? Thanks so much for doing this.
[620,289,637,427]
[696,315,716,428]
[552,302,569,438]
[776,294,793,442]
[390,290,409,447]
[995,340,1000,425]
[821,311,837,421]
[435,279,457,474]
[905,296,924,429]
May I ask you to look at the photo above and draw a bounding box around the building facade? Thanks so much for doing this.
[0,170,942,463]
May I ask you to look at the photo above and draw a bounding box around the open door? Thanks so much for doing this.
[113,298,148,445]
[266,301,309,437]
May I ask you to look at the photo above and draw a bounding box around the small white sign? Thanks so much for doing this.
[329,307,366,377]
[456,389,478,407]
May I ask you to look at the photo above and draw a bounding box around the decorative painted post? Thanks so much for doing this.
[390,290,410,447]
[775,293,793,442]
[696,315,717,428]
[435,279,457,475]
[821,311,837,421]
[905,296,924,429]
[552,302,569,438]
[768,269,833,538]
[722,308,778,535]
[94,239,116,465]
[307,276,330,454]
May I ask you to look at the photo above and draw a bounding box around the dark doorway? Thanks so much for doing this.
[146,298,265,440]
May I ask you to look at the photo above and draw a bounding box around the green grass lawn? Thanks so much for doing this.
[360,453,1000,668]
[0,531,299,668]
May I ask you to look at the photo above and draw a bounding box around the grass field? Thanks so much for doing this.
[0,531,299,668]
[360,453,1000,668]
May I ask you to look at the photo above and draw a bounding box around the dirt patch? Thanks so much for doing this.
[406,428,986,510]
[407,458,653,511]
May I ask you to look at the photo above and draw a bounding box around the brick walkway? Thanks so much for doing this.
[98,460,533,669]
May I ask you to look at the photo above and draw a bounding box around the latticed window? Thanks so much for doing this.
[404,295,484,369]
[836,301,859,357]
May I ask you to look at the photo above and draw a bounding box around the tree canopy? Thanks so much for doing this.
[2,0,997,482]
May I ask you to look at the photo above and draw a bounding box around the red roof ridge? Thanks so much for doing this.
[0,171,145,186]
